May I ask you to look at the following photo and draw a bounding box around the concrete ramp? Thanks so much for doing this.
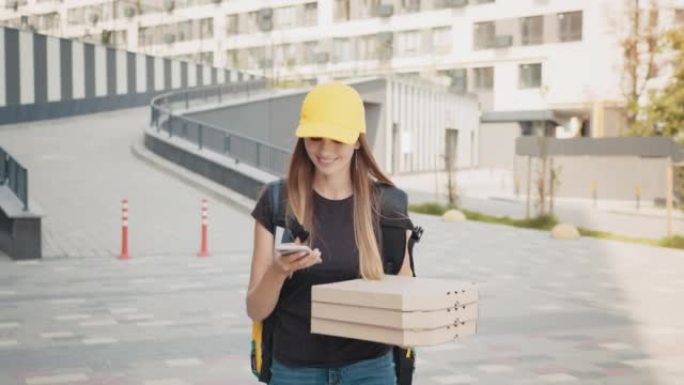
[0,107,254,258]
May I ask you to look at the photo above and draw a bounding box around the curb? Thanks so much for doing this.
[130,133,255,215]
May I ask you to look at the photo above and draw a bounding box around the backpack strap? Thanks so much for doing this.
[270,179,308,243]
[376,183,422,276]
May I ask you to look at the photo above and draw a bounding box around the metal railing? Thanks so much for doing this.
[0,146,29,211]
[150,79,292,176]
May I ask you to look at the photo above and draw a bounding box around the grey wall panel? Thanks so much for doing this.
[127,52,136,95]
[211,68,217,84]
[146,56,154,93]
[237,72,243,82]
[144,133,265,201]
[5,28,19,106]
[106,47,116,96]
[181,62,188,88]
[186,92,304,151]
[83,43,95,98]
[197,65,203,86]
[32,33,47,104]
[164,59,171,90]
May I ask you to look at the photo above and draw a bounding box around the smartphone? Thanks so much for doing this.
[275,243,312,257]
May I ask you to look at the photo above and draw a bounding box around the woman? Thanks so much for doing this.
[247,82,414,385]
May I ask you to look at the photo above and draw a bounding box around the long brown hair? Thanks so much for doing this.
[286,134,393,280]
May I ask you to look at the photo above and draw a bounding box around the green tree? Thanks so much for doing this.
[621,0,662,130]
[632,27,684,143]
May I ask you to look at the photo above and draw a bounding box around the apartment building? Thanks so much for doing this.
[2,0,683,168]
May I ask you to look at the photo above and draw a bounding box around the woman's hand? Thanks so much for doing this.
[272,248,322,277]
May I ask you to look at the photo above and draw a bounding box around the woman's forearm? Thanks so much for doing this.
[246,263,288,322]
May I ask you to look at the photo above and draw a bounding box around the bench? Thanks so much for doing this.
[0,185,42,260]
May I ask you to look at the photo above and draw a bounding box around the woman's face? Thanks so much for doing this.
[304,137,359,177]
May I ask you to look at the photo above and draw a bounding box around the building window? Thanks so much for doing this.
[247,47,265,69]
[402,0,420,12]
[357,35,377,60]
[275,6,296,29]
[302,41,317,63]
[519,63,542,88]
[333,38,353,62]
[396,30,421,56]
[226,14,239,35]
[432,27,451,53]
[473,67,494,90]
[199,18,213,39]
[473,21,495,49]
[335,0,350,22]
[558,11,582,42]
[304,3,317,25]
[520,15,543,45]
[451,69,467,94]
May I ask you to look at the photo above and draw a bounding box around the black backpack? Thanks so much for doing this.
[250,179,423,385]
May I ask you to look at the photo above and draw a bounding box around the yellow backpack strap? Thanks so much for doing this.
[251,322,263,373]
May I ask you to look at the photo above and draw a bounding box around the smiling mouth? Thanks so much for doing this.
[317,156,337,165]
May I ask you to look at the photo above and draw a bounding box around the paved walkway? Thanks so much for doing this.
[394,170,684,240]
[0,109,683,385]
[0,108,253,258]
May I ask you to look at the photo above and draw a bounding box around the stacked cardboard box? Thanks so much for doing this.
[311,275,478,346]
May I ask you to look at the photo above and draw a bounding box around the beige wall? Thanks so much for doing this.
[514,155,669,200]
[479,122,520,169]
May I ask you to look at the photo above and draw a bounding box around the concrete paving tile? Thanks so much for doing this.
[54,314,92,322]
[24,373,89,385]
[79,320,118,327]
[143,379,190,385]
[476,365,513,373]
[0,322,21,329]
[536,373,578,383]
[40,332,76,339]
[82,337,118,345]
[432,374,479,384]
[0,340,19,347]
[164,358,203,367]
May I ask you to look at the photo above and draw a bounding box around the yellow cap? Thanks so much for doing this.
[295,82,366,144]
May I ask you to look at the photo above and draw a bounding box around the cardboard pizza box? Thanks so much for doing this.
[311,301,478,329]
[311,275,478,311]
[311,317,477,346]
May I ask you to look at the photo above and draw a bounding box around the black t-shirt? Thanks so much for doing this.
[250,183,391,368]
